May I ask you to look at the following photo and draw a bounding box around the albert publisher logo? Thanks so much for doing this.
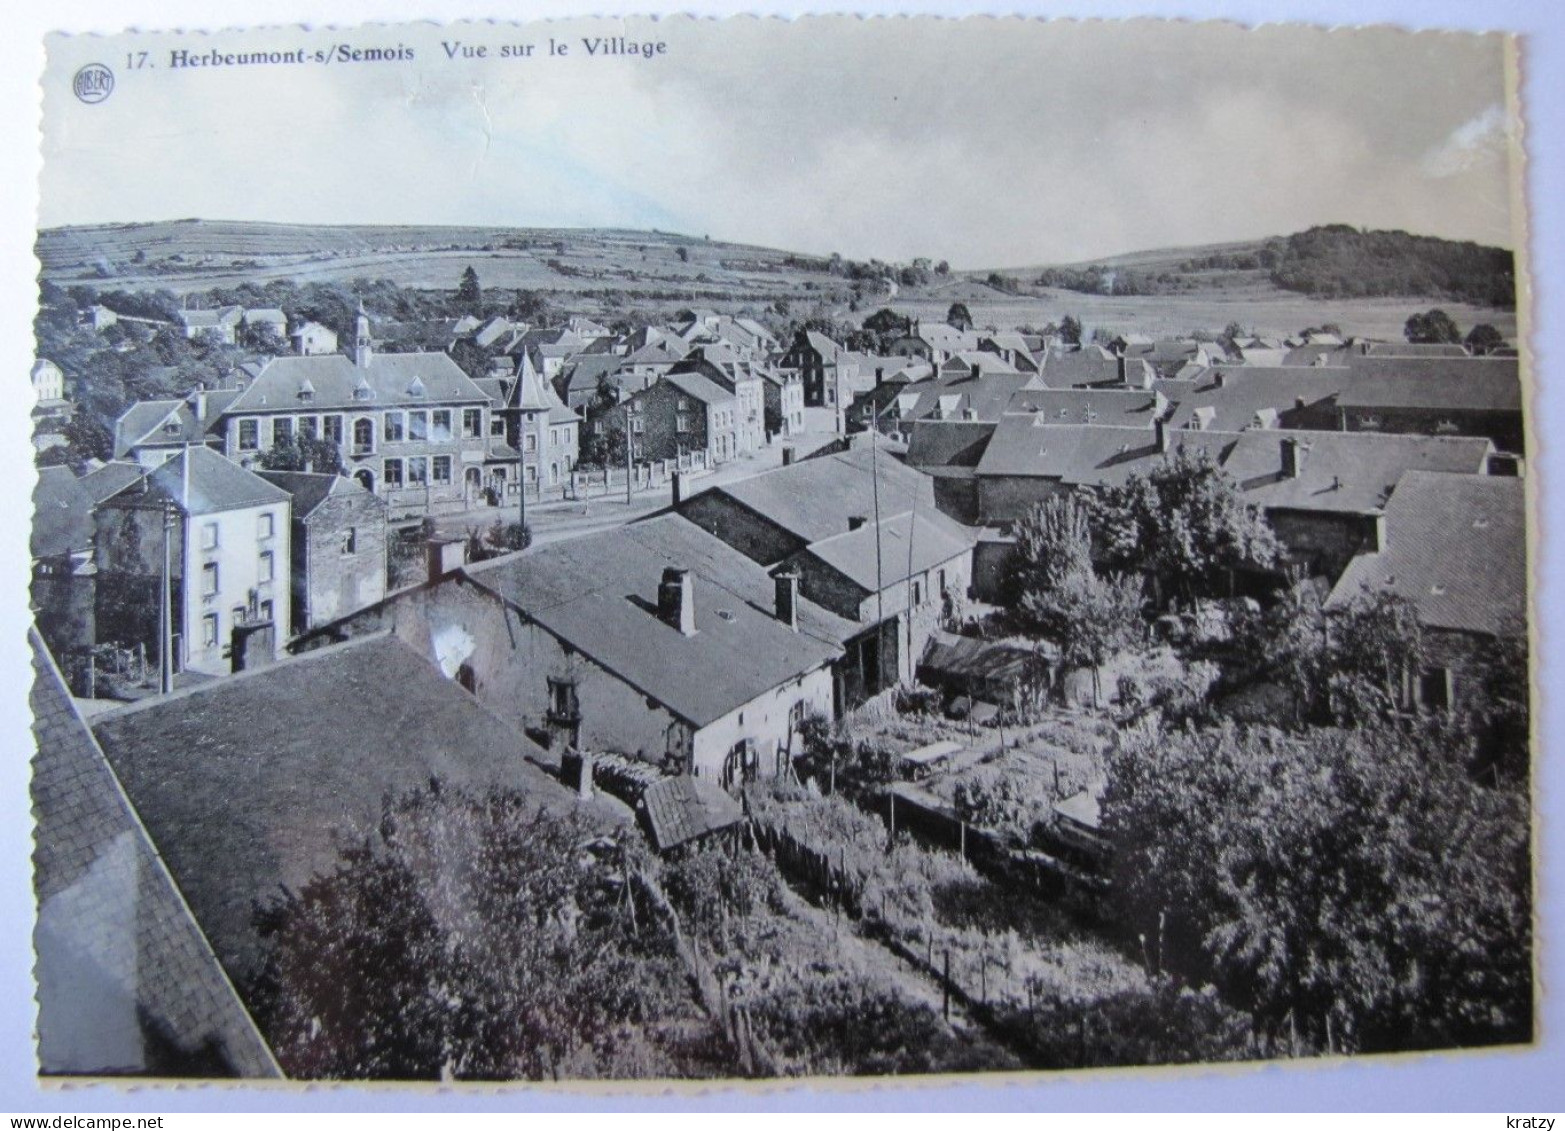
[72,63,114,104]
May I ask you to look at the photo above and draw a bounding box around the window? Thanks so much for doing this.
[431,410,452,441]
[259,599,274,623]
[383,459,404,488]
[383,411,405,442]
[163,419,181,436]
[547,677,580,722]
[200,522,219,550]
[258,513,274,539]
[272,418,293,447]
[202,613,219,648]
[938,568,947,594]
[912,579,924,605]
[432,456,452,485]
[676,413,691,433]
[323,415,343,444]
[352,418,375,455]
[550,428,560,448]
[491,416,506,437]
[201,561,219,597]
[238,419,259,451]
[461,408,483,438]
[524,434,538,453]
[1419,667,1453,712]
[298,415,319,441]
[258,550,274,583]
[342,527,357,556]
[632,417,644,434]
[408,410,428,442]
[231,604,246,627]
[408,457,428,486]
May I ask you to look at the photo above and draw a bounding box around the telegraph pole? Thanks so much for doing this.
[624,404,633,506]
[159,501,175,695]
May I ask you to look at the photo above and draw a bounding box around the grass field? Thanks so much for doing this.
[36,219,1519,342]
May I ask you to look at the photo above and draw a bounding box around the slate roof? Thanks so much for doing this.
[114,399,189,458]
[1162,367,1351,433]
[1326,471,1526,636]
[102,447,290,517]
[804,331,844,359]
[800,509,974,594]
[464,515,849,727]
[1223,431,1493,514]
[895,371,1043,424]
[1334,357,1522,413]
[687,445,937,550]
[79,461,146,505]
[30,630,280,1078]
[91,633,600,987]
[975,416,1238,488]
[32,467,94,559]
[228,350,489,414]
[256,470,378,519]
[662,370,737,407]
[1357,342,1473,359]
[1007,387,1165,427]
[1038,351,1153,389]
[638,775,744,853]
[904,420,997,470]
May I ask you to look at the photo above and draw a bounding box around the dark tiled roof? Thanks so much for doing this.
[800,509,974,595]
[1162,367,1351,433]
[661,370,736,406]
[1326,471,1526,636]
[103,447,290,516]
[904,420,996,469]
[895,371,1043,424]
[1335,356,1522,413]
[1224,431,1492,515]
[1007,387,1164,427]
[78,461,146,506]
[30,630,280,1078]
[465,515,850,727]
[91,634,597,987]
[32,467,94,559]
[1357,342,1472,359]
[638,775,744,853]
[114,399,188,459]
[256,470,377,519]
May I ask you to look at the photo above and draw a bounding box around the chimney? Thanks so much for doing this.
[1280,436,1303,479]
[782,445,796,467]
[848,515,868,531]
[670,469,683,507]
[1155,418,1170,453]
[875,366,886,387]
[658,567,696,636]
[774,569,801,632]
[1117,353,1127,385]
[192,383,208,421]
[970,362,981,380]
[1368,511,1387,552]
[426,536,465,583]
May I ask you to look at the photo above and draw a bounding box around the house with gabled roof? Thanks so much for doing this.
[218,309,506,518]
[1326,471,1526,714]
[175,306,244,344]
[1333,356,1525,454]
[500,352,580,497]
[593,370,740,467]
[256,471,388,635]
[295,516,851,789]
[780,329,858,411]
[94,447,292,677]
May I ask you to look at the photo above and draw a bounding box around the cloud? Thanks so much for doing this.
[1421,103,1511,179]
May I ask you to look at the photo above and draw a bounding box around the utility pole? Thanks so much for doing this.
[159,501,175,695]
[625,405,633,506]
[518,415,527,540]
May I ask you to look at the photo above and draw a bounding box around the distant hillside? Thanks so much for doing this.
[983,226,1516,310]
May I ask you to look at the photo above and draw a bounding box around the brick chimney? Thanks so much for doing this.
[658,567,696,636]
[1280,436,1303,479]
[427,536,465,582]
[774,568,801,632]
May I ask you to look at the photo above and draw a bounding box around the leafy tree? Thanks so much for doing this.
[935,260,950,276]
[1058,315,1082,347]
[1404,308,1462,344]
[1465,323,1506,355]
[508,289,552,323]
[457,265,483,314]
[1102,721,1532,1055]
[946,302,973,331]
[1004,495,1145,706]
[259,435,345,475]
[1092,447,1279,609]
[249,786,693,1080]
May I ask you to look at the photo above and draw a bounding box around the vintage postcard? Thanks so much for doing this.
[24,11,1537,1095]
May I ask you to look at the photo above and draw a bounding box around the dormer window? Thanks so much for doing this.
[353,377,374,402]
[298,379,315,402]
[407,376,427,398]
[163,420,181,436]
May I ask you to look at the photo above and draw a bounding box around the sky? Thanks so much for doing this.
[38,17,1518,268]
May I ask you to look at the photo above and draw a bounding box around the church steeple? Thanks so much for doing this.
[353,302,372,368]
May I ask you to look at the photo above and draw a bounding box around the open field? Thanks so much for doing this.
[37,219,1519,341]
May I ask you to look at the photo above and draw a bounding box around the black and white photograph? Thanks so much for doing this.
[14,7,1549,1103]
